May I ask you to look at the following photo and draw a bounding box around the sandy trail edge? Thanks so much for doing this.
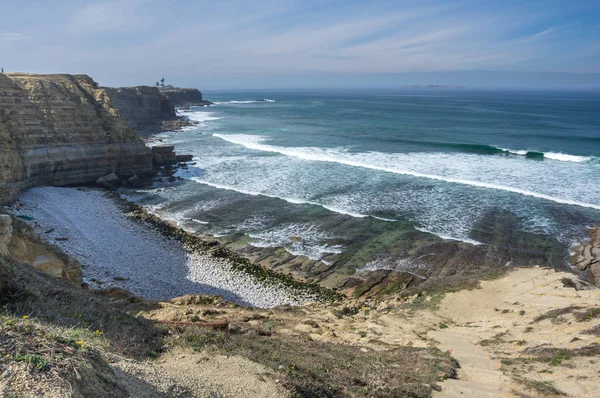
[428,330,512,397]
[427,267,600,397]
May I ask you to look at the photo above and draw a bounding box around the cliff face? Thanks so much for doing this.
[101,85,176,134]
[160,88,211,107]
[0,73,153,205]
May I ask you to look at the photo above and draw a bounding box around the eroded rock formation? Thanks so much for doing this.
[0,73,154,205]
[160,87,211,107]
[101,85,177,134]
[1,213,82,285]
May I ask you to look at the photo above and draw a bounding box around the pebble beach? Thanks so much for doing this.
[15,186,311,308]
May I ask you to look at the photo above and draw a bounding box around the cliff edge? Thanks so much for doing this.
[0,73,154,205]
[160,87,211,107]
[101,85,178,134]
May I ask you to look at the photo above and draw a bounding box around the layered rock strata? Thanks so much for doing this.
[101,85,177,134]
[0,73,154,205]
[151,145,194,166]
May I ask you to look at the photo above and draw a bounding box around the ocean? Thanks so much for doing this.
[124,89,600,273]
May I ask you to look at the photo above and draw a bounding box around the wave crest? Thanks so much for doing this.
[211,133,600,211]
[213,99,276,105]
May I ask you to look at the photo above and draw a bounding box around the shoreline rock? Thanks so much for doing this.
[159,87,212,107]
[570,224,600,285]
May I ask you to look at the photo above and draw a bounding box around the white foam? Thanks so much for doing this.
[213,99,276,105]
[414,227,483,245]
[186,218,210,225]
[212,134,600,211]
[248,223,343,260]
[185,111,222,123]
[496,147,593,163]
[497,147,528,156]
[191,178,389,220]
[544,152,592,163]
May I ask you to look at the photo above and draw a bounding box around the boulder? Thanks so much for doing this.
[123,174,142,188]
[96,173,121,190]
[151,145,175,154]
[32,253,68,279]
[7,225,83,285]
[153,153,178,166]
[175,154,194,162]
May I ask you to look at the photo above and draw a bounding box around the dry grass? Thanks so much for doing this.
[533,306,600,324]
[0,256,163,358]
[522,343,600,366]
[174,326,458,398]
[512,376,567,396]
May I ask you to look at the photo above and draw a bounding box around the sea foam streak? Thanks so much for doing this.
[190,178,394,221]
[182,111,222,123]
[214,99,276,105]
[414,227,482,245]
[544,152,593,163]
[213,134,600,211]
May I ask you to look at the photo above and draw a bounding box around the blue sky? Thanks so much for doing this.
[1,0,599,89]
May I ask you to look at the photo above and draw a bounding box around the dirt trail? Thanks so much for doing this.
[429,329,513,397]
[428,267,600,397]
[110,348,289,398]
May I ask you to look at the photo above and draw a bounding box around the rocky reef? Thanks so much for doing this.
[160,87,211,107]
[0,73,154,205]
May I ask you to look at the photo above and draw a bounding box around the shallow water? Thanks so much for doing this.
[127,89,600,270]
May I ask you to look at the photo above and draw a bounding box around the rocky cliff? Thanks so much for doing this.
[101,85,177,134]
[160,87,211,107]
[0,73,154,205]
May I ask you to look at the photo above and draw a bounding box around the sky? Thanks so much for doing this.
[1,0,599,89]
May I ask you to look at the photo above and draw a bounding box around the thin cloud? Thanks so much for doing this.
[531,27,556,38]
[0,0,597,86]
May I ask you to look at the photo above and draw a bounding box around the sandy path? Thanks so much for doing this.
[428,329,513,397]
[111,349,290,398]
[429,267,600,397]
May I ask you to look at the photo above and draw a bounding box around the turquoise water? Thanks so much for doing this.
[131,90,600,268]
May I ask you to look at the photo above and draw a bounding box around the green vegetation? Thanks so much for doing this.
[13,353,49,371]
[479,332,507,347]
[513,376,567,396]
[523,343,600,366]
[0,256,163,360]
[533,306,600,324]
